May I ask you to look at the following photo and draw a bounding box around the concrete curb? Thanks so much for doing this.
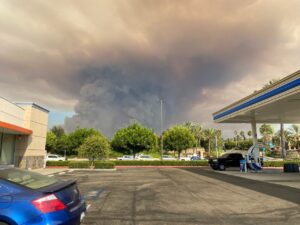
[68,168,117,171]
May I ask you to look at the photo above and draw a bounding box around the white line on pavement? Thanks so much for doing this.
[87,204,91,211]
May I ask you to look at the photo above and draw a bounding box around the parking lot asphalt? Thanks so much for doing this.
[55,168,300,225]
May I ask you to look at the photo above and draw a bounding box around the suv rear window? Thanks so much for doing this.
[0,168,58,189]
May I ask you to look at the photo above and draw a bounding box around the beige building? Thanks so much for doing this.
[0,97,48,168]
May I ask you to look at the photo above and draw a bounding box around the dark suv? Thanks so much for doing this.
[209,153,244,171]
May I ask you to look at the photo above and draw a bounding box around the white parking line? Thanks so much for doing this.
[58,172,66,175]
[48,174,54,177]
[87,204,91,211]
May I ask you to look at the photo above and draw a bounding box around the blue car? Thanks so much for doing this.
[0,166,86,225]
[190,156,201,161]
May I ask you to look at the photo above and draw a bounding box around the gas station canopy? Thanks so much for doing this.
[213,70,300,124]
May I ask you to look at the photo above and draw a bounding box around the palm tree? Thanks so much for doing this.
[259,124,274,145]
[234,130,238,146]
[183,121,193,129]
[288,124,300,149]
[240,131,246,140]
[191,124,203,148]
[204,128,215,154]
[183,122,203,148]
[247,130,252,139]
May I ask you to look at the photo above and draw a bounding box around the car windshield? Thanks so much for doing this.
[220,154,230,159]
[0,168,58,189]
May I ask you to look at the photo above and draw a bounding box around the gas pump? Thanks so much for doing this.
[246,144,263,171]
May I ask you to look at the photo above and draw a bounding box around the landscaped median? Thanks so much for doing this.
[46,161,115,169]
[46,160,300,169]
[114,160,209,166]
[46,160,209,169]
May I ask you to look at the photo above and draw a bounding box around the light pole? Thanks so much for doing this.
[160,99,163,160]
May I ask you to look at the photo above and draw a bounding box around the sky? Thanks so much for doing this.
[1,0,300,137]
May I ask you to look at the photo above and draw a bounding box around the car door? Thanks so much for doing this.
[232,154,243,167]
[224,154,234,167]
[0,183,12,209]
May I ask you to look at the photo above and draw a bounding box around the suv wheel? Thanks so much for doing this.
[219,164,225,171]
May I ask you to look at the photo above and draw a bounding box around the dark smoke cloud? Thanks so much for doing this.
[1,0,300,137]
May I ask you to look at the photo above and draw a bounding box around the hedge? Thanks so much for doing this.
[94,161,115,169]
[46,159,300,168]
[114,160,209,166]
[264,160,300,167]
[68,161,90,168]
[47,160,208,168]
[46,161,69,166]
[68,161,115,169]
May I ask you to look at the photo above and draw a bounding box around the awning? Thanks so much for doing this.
[213,70,300,124]
[0,121,32,135]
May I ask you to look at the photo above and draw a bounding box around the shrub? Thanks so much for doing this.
[46,161,69,167]
[94,161,115,169]
[68,161,90,168]
[263,160,300,167]
[114,160,208,166]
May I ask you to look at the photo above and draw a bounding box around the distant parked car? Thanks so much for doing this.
[117,155,134,160]
[0,166,86,225]
[137,155,159,161]
[209,153,244,171]
[162,155,176,161]
[179,156,191,161]
[46,154,66,161]
[190,156,201,161]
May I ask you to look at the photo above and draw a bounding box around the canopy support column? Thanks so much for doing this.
[251,117,258,145]
[280,123,286,159]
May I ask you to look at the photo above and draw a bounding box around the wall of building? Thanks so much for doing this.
[0,97,24,127]
[15,104,48,169]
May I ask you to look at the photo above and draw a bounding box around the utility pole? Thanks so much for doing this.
[160,99,163,160]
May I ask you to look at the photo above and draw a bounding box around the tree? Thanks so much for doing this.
[51,126,65,138]
[78,134,110,165]
[234,130,238,146]
[163,125,195,158]
[68,128,101,155]
[111,122,157,157]
[46,131,57,153]
[240,131,246,140]
[247,130,252,139]
[288,124,300,149]
[55,134,71,157]
[183,122,203,148]
[204,128,216,153]
[224,139,236,150]
[259,124,274,146]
